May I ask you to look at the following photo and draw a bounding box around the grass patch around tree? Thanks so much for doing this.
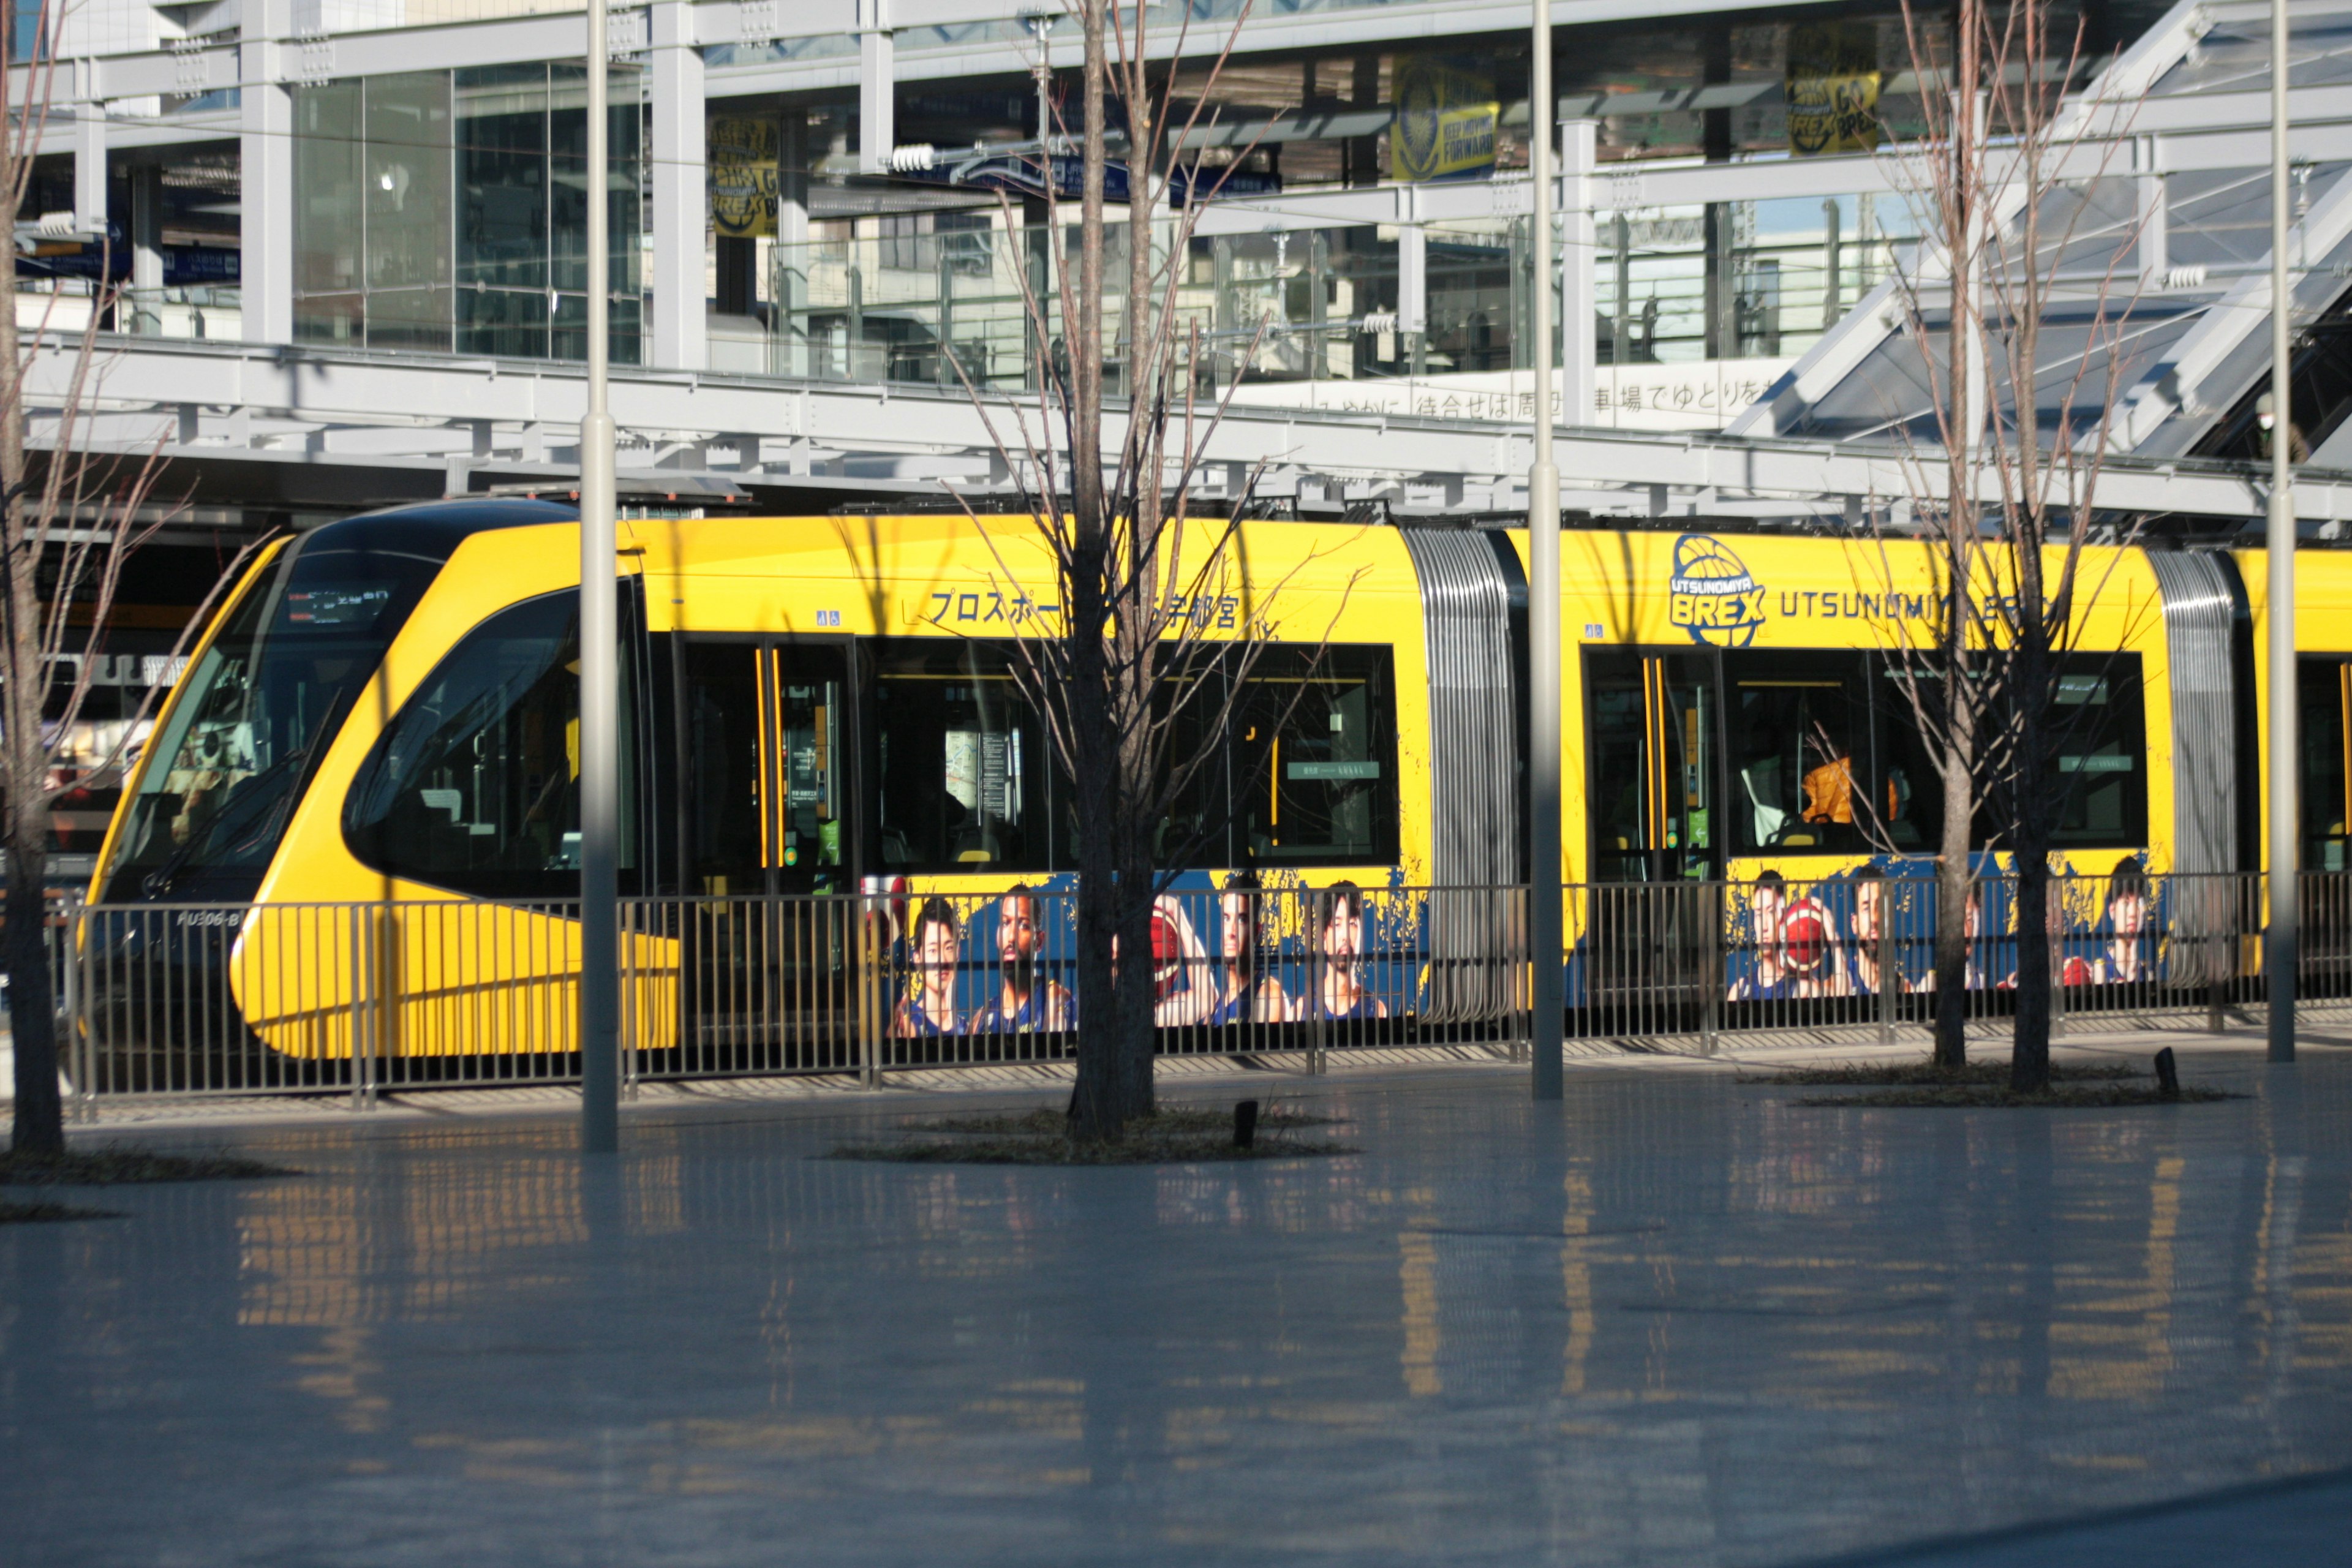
[909,1104,1335,1137]
[1761,1055,2242,1107]
[835,1101,1354,1165]
[0,1199,123,1224]
[1796,1082,2238,1109]
[0,1147,299,1186]
[1754,1060,2141,1087]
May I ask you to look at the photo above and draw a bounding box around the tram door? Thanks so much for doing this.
[1584,650,1719,1017]
[679,638,856,1068]
[1588,652,1719,881]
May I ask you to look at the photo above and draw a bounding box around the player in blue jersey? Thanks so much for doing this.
[967,885,1076,1035]
[1311,881,1389,1021]
[892,896,965,1038]
[1204,871,1293,1025]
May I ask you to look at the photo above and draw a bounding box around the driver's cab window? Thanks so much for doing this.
[343,590,639,899]
[1725,651,1871,856]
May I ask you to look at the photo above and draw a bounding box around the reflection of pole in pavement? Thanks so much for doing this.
[2265,1151,2305,1411]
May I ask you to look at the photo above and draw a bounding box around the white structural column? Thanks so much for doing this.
[74,85,106,236]
[1528,0,1563,1101]
[648,0,708,372]
[1558,119,1598,429]
[774,110,809,378]
[579,0,622,1155]
[2136,137,2169,286]
[859,0,894,173]
[1398,187,1427,370]
[2267,0,2297,1062]
[239,0,296,345]
[130,163,164,334]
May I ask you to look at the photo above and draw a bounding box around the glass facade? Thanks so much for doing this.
[294,66,642,362]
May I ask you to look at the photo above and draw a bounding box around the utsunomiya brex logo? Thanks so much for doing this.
[1667,533,1768,647]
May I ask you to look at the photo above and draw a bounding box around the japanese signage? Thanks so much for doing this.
[1224,361,1793,433]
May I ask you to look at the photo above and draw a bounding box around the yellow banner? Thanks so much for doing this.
[1392,58,1497,183]
[1786,23,1882,157]
[710,116,778,238]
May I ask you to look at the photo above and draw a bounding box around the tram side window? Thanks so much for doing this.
[2048,656,2147,849]
[873,642,1062,872]
[2302,658,2352,869]
[1234,646,1400,866]
[1724,651,1871,855]
[1150,649,1233,867]
[343,590,638,898]
[1871,668,1948,852]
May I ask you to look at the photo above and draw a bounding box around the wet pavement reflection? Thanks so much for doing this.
[4,1054,2349,1566]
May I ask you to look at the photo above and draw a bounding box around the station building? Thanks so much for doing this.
[10,0,2352,870]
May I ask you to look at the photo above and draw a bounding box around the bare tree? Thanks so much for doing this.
[945,1,1352,1139]
[1874,0,2146,1086]
[4,4,181,1153]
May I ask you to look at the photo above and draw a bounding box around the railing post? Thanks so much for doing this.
[620,899,641,1101]
[860,889,882,1088]
[1877,884,1897,1046]
[61,891,87,1123]
[2049,878,2067,1039]
[1702,880,1721,1057]
[1308,897,1328,1076]
[2201,879,2220,1034]
[1518,883,1532,1064]
[2209,876,2229,1035]
[349,906,375,1113]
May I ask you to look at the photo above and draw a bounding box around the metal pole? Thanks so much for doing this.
[1529,0,1564,1101]
[579,0,622,1152]
[2267,0,2297,1065]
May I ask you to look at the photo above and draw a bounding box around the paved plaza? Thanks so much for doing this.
[3,1033,2350,1566]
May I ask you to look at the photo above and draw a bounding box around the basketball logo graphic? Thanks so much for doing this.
[1668,534,1769,647]
[1395,72,1443,176]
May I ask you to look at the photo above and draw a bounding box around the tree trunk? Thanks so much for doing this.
[1063,0,1156,1140]
[2010,850,2052,1092]
[1933,600,1973,1069]
[2010,547,2056,1093]
[0,147,64,1155]
[1934,763,1972,1069]
[1931,0,1983,1074]
[5,848,61,1155]
[1068,625,1121,1138]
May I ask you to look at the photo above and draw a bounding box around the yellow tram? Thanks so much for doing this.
[85,496,2284,1064]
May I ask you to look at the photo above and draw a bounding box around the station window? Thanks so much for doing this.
[1234,646,1400,866]
[343,590,639,899]
[1723,650,1872,855]
[872,641,1065,873]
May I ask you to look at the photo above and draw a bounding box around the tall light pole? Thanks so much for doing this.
[579,0,622,1152]
[1528,0,1564,1101]
[2267,0,2297,1065]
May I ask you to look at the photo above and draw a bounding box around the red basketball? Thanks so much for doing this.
[1151,909,1182,998]
[1781,899,1830,975]
[2062,956,2094,987]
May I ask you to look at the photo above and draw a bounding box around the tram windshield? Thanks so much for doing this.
[105,537,444,899]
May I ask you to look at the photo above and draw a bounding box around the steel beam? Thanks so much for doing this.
[28,334,2352,523]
